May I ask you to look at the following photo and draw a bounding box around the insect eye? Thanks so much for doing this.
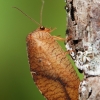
[40,26,45,30]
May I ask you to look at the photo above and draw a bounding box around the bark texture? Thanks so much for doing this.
[65,0,100,99]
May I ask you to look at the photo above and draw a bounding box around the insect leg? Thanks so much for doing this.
[52,36,65,41]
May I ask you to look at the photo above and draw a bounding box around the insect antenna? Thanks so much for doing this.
[40,0,44,26]
[13,6,40,26]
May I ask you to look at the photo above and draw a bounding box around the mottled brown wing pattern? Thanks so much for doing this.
[26,28,80,100]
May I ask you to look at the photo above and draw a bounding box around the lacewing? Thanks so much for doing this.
[13,1,80,99]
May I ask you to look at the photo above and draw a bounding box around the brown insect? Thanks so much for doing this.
[13,1,80,100]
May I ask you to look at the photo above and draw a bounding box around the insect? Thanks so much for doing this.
[13,0,80,100]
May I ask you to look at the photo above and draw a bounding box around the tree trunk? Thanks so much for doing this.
[65,0,100,100]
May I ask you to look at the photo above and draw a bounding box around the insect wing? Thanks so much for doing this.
[26,29,80,100]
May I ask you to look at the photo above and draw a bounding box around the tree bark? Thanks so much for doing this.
[65,0,100,100]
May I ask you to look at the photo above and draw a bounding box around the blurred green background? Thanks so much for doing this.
[0,0,82,100]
